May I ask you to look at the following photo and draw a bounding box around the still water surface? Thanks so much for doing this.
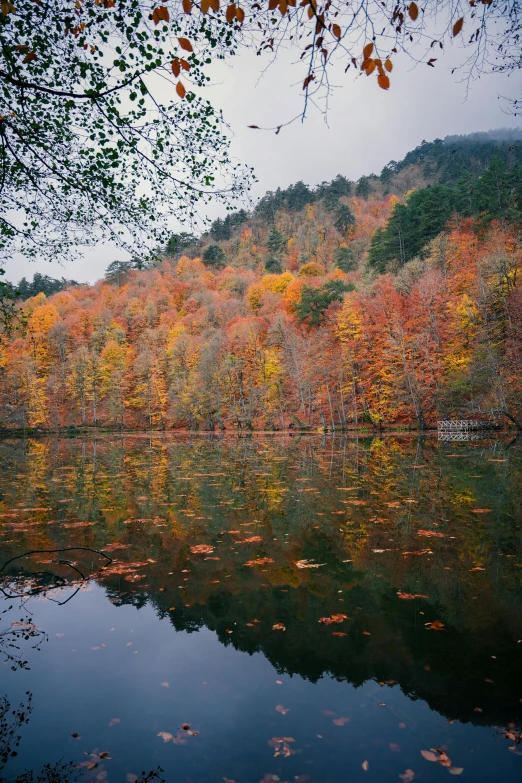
[0,434,521,782]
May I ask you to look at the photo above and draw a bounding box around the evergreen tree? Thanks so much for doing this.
[335,246,357,273]
[368,184,455,271]
[265,256,283,273]
[334,204,356,234]
[267,229,287,254]
[166,233,198,255]
[355,176,371,199]
[105,260,135,286]
[284,181,315,211]
[294,279,354,326]
[15,272,78,299]
[209,218,232,242]
[203,245,226,268]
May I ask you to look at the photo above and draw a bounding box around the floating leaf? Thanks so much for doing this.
[272,622,286,631]
[362,760,369,771]
[418,529,445,537]
[296,559,325,569]
[421,750,439,763]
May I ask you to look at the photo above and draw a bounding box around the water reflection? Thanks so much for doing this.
[0,434,521,781]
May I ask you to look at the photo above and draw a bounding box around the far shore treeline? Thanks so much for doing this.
[1,132,521,432]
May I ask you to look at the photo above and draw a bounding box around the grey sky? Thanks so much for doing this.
[5,47,522,284]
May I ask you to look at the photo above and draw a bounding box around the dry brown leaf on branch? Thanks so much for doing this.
[226,3,236,22]
[178,37,193,52]
[453,17,464,36]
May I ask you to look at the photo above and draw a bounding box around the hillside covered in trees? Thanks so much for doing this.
[1,130,522,431]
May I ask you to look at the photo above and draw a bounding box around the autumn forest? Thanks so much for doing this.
[2,131,522,432]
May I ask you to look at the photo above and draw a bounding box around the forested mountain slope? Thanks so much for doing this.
[1,131,521,431]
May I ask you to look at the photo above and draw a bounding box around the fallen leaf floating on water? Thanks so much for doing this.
[244,557,274,567]
[275,704,290,714]
[362,760,369,771]
[501,725,522,742]
[319,614,349,625]
[332,631,347,637]
[295,559,326,569]
[402,549,433,557]
[126,776,139,783]
[272,623,286,631]
[420,748,459,769]
[471,508,492,514]
[399,771,415,783]
[268,736,296,758]
[157,725,199,745]
[333,717,350,726]
[108,718,120,727]
[161,682,169,688]
[239,535,263,543]
[71,733,80,739]
[190,544,214,554]
[425,620,445,631]
[418,529,445,538]
[397,592,429,600]
[103,542,133,551]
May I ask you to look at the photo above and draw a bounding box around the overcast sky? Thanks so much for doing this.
[5,45,522,284]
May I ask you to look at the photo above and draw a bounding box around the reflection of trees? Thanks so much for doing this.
[0,435,521,733]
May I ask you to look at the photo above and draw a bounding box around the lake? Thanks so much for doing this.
[0,433,521,783]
